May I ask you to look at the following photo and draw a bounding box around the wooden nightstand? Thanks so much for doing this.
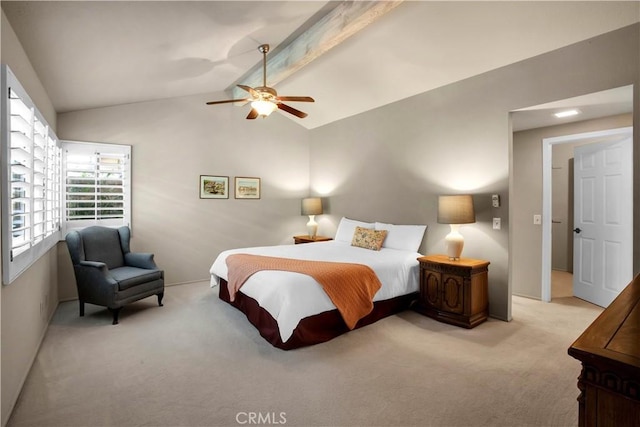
[293,235,333,244]
[415,255,490,328]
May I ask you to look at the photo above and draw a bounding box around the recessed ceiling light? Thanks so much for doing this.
[554,109,581,118]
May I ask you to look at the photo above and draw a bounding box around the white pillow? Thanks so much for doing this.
[335,217,374,242]
[375,222,427,252]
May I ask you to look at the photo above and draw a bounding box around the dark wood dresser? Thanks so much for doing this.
[568,274,640,427]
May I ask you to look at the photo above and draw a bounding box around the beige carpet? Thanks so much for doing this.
[8,281,601,427]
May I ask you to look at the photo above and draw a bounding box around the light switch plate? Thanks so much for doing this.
[493,218,501,230]
[533,214,542,225]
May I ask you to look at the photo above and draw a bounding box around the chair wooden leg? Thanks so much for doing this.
[79,300,85,317]
[157,292,164,307]
[108,307,122,325]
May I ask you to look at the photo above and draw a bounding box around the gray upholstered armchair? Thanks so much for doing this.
[65,225,164,325]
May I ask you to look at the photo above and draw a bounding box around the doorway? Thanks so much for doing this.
[550,143,575,300]
[551,270,573,298]
[541,126,633,304]
[510,85,634,304]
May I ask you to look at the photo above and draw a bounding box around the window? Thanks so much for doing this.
[1,65,62,284]
[61,141,131,233]
[1,65,131,285]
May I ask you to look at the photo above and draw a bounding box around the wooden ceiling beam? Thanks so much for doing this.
[230,0,404,99]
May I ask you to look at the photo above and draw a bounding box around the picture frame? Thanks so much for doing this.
[234,177,261,199]
[199,175,229,199]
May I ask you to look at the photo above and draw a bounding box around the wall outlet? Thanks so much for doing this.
[492,194,500,208]
[533,214,542,225]
[493,218,501,230]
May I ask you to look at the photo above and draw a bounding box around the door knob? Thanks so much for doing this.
[573,228,582,234]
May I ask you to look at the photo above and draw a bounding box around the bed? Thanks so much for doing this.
[209,218,426,350]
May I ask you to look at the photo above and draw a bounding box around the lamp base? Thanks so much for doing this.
[445,224,464,260]
[306,215,318,239]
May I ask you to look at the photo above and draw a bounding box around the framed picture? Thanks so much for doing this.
[235,177,261,199]
[199,175,229,199]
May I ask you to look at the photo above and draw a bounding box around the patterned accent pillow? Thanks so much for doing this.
[351,226,388,251]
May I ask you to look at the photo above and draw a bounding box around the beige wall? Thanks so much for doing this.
[309,24,640,321]
[512,114,633,299]
[56,95,311,299]
[0,11,56,128]
[1,10,59,426]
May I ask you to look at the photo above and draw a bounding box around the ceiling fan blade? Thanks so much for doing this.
[246,108,259,120]
[237,84,260,98]
[277,103,308,118]
[206,98,249,105]
[277,96,315,103]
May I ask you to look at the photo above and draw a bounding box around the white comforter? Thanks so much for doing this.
[209,240,420,342]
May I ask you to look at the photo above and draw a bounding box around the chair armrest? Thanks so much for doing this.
[74,262,118,302]
[79,260,108,270]
[76,261,116,285]
[124,252,158,270]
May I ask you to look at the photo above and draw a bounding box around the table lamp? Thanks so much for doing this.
[301,197,323,239]
[437,195,475,260]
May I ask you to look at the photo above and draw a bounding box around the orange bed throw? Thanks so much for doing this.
[226,254,382,329]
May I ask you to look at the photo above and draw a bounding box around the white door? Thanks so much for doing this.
[573,135,633,307]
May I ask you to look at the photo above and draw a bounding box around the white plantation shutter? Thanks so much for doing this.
[45,134,62,236]
[8,89,34,258]
[2,66,129,285]
[62,141,131,232]
[2,66,62,284]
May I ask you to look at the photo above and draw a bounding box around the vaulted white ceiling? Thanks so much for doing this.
[2,1,638,130]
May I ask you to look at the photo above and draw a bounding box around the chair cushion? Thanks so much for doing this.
[82,227,125,269]
[110,266,163,291]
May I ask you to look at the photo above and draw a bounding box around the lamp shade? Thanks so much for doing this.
[301,197,323,215]
[437,195,475,224]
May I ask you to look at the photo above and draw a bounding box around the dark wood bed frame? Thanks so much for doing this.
[219,279,418,350]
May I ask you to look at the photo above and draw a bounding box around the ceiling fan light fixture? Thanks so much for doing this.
[251,99,277,117]
[206,43,313,120]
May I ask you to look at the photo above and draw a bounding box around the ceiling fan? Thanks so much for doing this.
[206,44,314,119]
